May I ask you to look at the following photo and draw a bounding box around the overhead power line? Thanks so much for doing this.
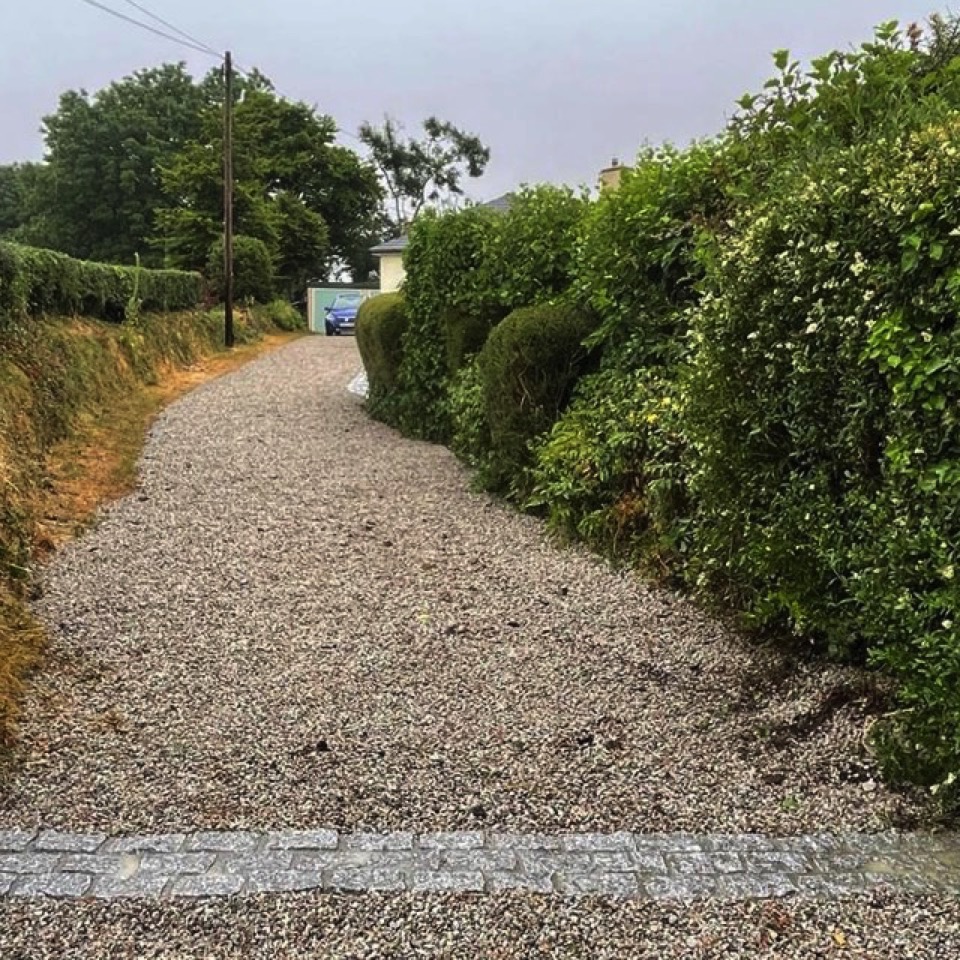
[76,0,222,59]
[120,0,221,57]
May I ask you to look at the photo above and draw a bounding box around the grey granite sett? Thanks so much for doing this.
[184,832,260,854]
[102,834,186,854]
[0,830,36,852]
[92,875,171,898]
[0,853,61,874]
[489,833,561,851]
[34,831,106,854]
[13,873,92,897]
[59,853,131,876]
[139,852,217,875]
[328,867,405,892]
[220,852,293,875]
[262,830,338,851]
[2,829,960,901]
[441,849,517,872]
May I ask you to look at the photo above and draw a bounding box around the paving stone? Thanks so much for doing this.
[342,832,413,851]
[92,875,171,898]
[441,849,517,871]
[418,832,484,850]
[13,873,92,897]
[169,874,245,897]
[589,852,636,872]
[139,852,217,875]
[486,871,556,894]
[262,830,338,851]
[560,833,635,852]
[792,873,872,898]
[34,831,106,853]
[328,867,406,892]
[0,830,36,852]
[630,850,669,872]
[102,834,186,854]
[59,854,130,876]
[744,851,814,873]
[489,833,562,851]
[220,852,294,875]
[562,872,640,897]
[293,850,358,870]
[670,852,743,875]
[411,870,484,893]
[245,869,326,894]
[0,853,61,874]
[184,832,260,853]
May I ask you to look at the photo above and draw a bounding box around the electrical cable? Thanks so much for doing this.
[76,0,221,58]
[119,0,221,57]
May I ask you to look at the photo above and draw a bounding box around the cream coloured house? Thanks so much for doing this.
[369,194,517,294]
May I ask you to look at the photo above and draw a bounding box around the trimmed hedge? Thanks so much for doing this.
[355,293,409,424]
[0,242,201,326]
[478,303,597,494]
[207,235,275,304]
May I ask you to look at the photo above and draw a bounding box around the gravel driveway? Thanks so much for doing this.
[0,337,933,835]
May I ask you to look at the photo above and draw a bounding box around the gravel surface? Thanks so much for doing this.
[0,337,935,834]
[2,890,959,958]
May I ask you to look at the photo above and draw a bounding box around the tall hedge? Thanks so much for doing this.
[478,303,597,494]
[0,242,202,327]
[355,292,409,425]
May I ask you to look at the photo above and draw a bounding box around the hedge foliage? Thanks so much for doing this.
[359,18,960,806]
[207,235,276,305]
[0,241,201,327]
[476,304,597,494]
[355,292,409,424]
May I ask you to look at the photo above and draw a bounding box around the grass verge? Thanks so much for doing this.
[0,308,301,748]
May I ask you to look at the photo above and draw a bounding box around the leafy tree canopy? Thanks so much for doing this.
[359,115,490,230]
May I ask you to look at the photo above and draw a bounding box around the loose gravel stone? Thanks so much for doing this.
[0,338,940,837]
[3,891,960,958]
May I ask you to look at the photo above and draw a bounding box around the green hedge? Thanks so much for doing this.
[478,303,597,494]
[359,19,960,806]
[355,292,409,424]
[0,242,202,326]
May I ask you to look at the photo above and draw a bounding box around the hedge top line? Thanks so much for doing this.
[0,241,203,325]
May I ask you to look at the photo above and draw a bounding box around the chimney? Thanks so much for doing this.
[598,157,624,192]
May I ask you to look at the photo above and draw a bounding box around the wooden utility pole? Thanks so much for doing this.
[223,50,235,348]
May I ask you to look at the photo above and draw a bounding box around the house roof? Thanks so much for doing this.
[369,235,409,256]
[370,194,518,256]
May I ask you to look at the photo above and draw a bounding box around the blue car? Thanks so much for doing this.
[324,292,365,335]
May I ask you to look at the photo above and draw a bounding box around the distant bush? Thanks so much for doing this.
[207,235,275,304]
[258,299,303,332]
[0,241,201,327]
[479,303,597,494]
[355,292,409,425]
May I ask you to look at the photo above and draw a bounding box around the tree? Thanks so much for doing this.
[156,72,383,290]
[35,64,207,265]
[358,116,490,229]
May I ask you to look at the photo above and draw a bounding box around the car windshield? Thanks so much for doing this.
[332,293,363,308]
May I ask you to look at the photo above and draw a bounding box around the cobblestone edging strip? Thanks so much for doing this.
[2,830,959,900]
[347,370,369,399]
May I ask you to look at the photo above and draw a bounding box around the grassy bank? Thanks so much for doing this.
[0,306,299,746]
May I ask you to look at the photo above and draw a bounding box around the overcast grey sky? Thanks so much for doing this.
[1,1,943,198]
